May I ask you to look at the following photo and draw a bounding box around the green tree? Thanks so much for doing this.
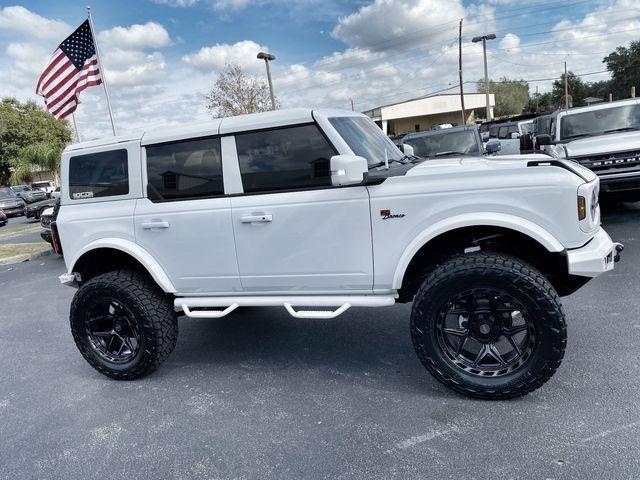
[0,98,71,185]
[603,41,640,100]
[523,91,556,114]
[476,78,529,117]
[12,143,63,185]
[551,72,589,107]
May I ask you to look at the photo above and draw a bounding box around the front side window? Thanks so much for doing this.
[404,129,481,158]
[146,137,223,201]
[560,104,640,141]
[328,116,404,167]
[69,149,128,200]
[235,124,336,193]
[498,126,509,139]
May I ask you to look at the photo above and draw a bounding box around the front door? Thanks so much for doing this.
[135,136,241,294]
[229,124,373,293]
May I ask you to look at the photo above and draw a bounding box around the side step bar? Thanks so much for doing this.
[175,295,396,319]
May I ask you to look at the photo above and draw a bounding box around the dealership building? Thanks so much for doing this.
[363,93,496,135]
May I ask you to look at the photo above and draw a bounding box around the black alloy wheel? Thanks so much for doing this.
[435,288,534,377]
[85,298,142,364]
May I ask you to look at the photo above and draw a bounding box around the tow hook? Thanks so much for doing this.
[614,243,624,263]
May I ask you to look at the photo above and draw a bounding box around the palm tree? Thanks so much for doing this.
[11,143,62,185]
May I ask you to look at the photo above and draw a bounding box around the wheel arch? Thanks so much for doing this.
[392,214,579,301]
[70,238,176,293]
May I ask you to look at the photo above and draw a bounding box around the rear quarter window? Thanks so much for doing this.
[69,149,128,200]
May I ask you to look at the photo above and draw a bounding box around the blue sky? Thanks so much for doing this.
[1,1,638,138]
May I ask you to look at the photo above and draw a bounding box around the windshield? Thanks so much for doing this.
[0,188,17,198]
[560,104,640,140]
[520,121,534,135]
[328,116,404,166]
[403,129,480,157]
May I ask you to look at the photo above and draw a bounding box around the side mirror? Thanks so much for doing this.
[485,140,501,154]
[536,134,552,146]
[401,144,415,156]
[480,131,490,142]
[511,132,520,139]
[330,155,367,186]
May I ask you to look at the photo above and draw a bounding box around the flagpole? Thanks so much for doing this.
[71,112,82,143]
[87,6,117,136]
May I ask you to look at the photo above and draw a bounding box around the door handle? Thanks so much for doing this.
[240,214,272,224]
[141,220,170,229]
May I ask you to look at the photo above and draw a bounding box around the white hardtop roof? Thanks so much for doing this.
[559,97,640,116]
[64,108,364,153]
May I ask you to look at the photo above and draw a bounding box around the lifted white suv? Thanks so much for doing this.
[54,108,621,399]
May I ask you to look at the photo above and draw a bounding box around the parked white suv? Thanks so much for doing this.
[537,98,640,202]
[54,108,621,399]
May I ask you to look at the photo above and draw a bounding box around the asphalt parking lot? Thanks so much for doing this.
[1,204,639,480]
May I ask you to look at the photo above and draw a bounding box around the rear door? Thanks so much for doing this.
[228,124,373,293]
[135,135,241,294]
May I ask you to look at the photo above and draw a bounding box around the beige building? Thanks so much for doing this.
[363,93,496,135]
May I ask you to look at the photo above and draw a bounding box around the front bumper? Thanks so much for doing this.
[567,227,622,277]
[0,206,25,216]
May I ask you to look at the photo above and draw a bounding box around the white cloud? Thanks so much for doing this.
[103,51,167,87]
[331,0,466,52]
[499,33,520,52]
[152,0,199,6]
[213,0,251,10]
[0,5,71,40]
[98,22,172,49]
[182,40,269,74]
[5,42,50,75]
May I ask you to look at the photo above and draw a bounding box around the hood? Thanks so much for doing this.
[563,130,640,158]
[406,153,595,182]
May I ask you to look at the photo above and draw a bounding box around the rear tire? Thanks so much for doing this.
[411,252,566,399]
[70,269,178,379]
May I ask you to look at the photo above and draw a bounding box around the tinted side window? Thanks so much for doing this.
[146,137,223,201]
[69,149,128,200]
[235,124,336,193]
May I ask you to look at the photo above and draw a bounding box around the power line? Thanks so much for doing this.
[270,0,595,73]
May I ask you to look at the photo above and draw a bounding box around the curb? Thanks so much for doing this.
[0,247,53,266]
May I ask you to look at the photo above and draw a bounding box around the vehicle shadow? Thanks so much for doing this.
[170,305,449,397]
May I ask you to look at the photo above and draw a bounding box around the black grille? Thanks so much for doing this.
[572,149,640,175]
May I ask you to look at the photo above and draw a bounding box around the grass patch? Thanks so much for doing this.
[0,242,51,259]
[0,223,41,238]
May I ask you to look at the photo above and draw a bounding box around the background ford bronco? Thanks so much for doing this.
[54,108,621,399]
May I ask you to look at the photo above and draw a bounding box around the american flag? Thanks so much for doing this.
[36,20,102,120]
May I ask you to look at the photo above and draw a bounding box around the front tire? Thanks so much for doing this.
[411,252,566,399]
[70,269,178,379]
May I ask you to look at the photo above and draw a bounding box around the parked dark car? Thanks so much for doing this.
[0,209,7,227]
[40,206,54,246]
[26,197,58,219]
[0,187,26,217]
[11,185,47,204]
[399,125,500,158]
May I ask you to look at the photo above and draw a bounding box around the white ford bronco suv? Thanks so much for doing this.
[536,98,640,202]
[54,108,621,399]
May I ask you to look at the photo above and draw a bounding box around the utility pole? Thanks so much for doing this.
[472,33,496,121]
[564,61,569,110]
[349,98,354,111]
[535,85,539,112]
[458,19,466,125]
[257,52,277,110]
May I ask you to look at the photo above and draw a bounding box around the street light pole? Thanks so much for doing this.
[257,52,277,110]
[472,33,496,121]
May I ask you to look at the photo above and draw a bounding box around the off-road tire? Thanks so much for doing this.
[70,269,178,379]
[411,252,566,400]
